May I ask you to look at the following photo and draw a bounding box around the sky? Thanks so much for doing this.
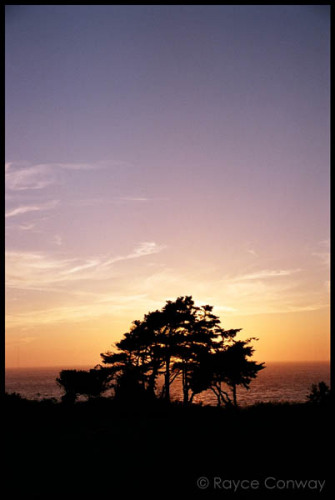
[5,5,330,367]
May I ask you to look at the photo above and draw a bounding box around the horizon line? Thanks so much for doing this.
[5,359,331,370]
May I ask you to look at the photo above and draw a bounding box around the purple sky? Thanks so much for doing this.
[5,6,330,366]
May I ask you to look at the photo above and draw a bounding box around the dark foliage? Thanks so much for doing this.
[56,365,111,403]
[100,296,263,406]
[307,381,332,406]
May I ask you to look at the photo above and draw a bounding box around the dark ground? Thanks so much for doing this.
[3,394,333,499]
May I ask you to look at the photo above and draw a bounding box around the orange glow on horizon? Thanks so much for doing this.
[5,300,330,368]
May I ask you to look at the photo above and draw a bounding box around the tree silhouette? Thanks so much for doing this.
[100,296,264,405]
[101,296,197,402]
[101,317,163,400]
[190,338,265,407]
[217,339,265,406]
[172,304,239,404]
[158,296,199,402]
[56,366,110,403]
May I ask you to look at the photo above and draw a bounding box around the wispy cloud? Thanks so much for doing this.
[102,241,165,267]
[70,196,168,207]
[132,266,329,317]
[5,294,150,330]
[5,258,329,331]
[5,242,166,291]
[19,223,37,231]
[118,196,149,202]
[5,163,53,191]
[117,196,169,202]
[229,268,301,281]
[5,200,59,218]
[5,161,103,192]
[214,265,329,315]
[62,260,101,275]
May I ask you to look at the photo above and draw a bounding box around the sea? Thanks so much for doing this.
[5,361,330,406]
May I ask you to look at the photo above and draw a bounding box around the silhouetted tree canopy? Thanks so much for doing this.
[100,296,265,406]
[56,366,111,403]
[190,339,265,406]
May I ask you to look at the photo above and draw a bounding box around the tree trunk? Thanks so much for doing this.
[183,372,189,405]
[210,387,221,407]
[164,354,171,402]
[232,383,237,407]
[147,363,159,397]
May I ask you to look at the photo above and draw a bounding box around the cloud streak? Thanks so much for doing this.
[5,294,150,330]
[5,200,59,218]
[5,259,329,332]
[229,268,301,281]
[101,242,165,268]
[135,266,329,317]
[5,161,103,192]
[5,163,53,191]
[6,242,166,291]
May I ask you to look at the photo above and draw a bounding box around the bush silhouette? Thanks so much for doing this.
[57,366,110,403]
[307,381,331,406]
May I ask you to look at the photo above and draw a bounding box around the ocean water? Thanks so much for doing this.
[5,361,330,406]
